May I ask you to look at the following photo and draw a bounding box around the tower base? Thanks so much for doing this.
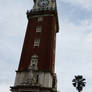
[11,85,57,92]
[10,69,57,92]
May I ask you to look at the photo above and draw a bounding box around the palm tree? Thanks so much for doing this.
[72,75,86,92]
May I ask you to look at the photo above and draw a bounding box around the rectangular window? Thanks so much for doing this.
[38,16,43,22]
[34,39,40,47]
[36,26,41,33]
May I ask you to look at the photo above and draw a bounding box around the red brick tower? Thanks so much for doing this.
[11,0,59,92]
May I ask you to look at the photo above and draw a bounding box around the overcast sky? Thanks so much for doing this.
[0,0,92,92]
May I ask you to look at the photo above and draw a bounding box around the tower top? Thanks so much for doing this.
[33,0,56,10]
[27,0,59,32]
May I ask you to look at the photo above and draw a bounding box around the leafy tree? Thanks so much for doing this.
[72,75,86,92]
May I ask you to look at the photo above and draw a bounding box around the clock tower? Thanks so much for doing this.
[11,0,59,92]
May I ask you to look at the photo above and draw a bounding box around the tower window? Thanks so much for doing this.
[34,39,40,47]
[38,16,43,22]
[29,54,38,70]
[36,26,41,33]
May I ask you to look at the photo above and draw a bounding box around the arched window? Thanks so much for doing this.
[29,54,38,70]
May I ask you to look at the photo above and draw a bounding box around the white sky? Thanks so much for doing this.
[0,0,92,92]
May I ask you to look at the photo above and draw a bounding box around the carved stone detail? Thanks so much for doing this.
[21,70,39,85]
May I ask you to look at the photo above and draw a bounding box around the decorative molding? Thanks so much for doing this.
[21,71,39,85]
